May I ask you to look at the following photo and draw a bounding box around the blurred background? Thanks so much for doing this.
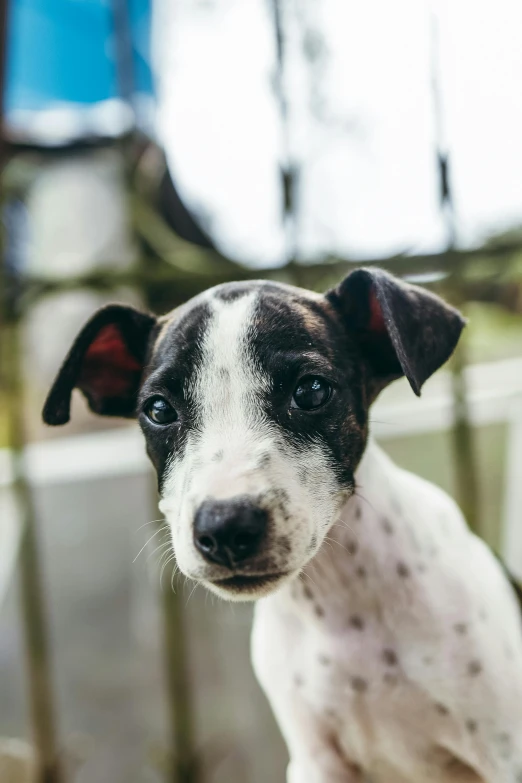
[1,1,522,781]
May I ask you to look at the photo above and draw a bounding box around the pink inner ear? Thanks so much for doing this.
[80,324,142,399]
[368,289,386,333]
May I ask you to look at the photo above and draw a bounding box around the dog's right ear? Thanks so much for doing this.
[42,304,157,426]
[326,267,465,400]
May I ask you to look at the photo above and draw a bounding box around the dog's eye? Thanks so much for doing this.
[291,376,332,411]
[144,397,178,425]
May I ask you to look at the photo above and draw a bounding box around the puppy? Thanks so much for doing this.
[43,268,522,783]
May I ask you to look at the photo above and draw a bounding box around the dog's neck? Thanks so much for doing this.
[271,440,410,626]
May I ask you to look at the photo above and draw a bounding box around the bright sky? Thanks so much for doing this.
[153,0,522,267]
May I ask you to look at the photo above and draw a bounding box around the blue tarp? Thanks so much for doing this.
[4,0,154,143]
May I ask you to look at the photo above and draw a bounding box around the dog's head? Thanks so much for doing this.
[43,269,464,600]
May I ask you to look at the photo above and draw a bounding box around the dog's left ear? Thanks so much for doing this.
[42,304,157,425]
[326,268,465,397]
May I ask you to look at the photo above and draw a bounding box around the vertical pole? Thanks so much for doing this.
[430,10,481,534]
[158,551,198,783]
[272,0,298,265]
[0,3,64,780]
[449,331,481,534]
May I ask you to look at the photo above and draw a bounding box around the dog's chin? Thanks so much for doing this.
[203,571,294,602]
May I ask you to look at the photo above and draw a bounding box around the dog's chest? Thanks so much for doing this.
[253,445,522,781]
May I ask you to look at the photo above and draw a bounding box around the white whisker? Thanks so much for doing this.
[133,525,169,563]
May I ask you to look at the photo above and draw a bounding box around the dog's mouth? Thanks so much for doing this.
[209,571,290,596]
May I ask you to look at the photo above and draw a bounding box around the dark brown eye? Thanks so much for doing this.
[145,397,178,425]
[291,376,332,411]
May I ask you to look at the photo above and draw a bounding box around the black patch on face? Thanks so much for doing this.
[245,285,369,492]
[138,300,212,491]
[356,566,367,580]
[347,540,358,556]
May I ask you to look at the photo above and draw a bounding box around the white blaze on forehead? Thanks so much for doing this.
[193,290,268,432]
[164,290,274,505]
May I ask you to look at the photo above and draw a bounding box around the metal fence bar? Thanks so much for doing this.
[1,4,64,778]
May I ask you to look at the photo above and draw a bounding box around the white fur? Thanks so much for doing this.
[252,441,522,782]
[157,292,522,781]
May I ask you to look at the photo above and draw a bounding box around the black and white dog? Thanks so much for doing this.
[43,269,522,783]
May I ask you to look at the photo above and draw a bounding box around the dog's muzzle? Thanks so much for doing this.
[193,496,268,568]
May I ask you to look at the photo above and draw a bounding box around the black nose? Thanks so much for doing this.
[194,498,268,567]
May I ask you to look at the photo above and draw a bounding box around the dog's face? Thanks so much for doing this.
[140,283,368,598]
[43,269,464,601]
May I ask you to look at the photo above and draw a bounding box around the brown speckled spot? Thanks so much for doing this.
[465,719,477,734]
[303,583,313,601]
[397,562,410,578]
[349,615,365,631]
[434,703,450,716]
[315,604,325,618]
[347,540,358,556]
[382,518,394,535]
[383,649,398,666]
[468,660,482,677]
[454,623,467,635]
[278,536,291,555]
[218,366,230,381]
[356,566,367,580]
[351,676,368,693]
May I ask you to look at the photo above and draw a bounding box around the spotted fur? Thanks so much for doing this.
[42,269,522,783]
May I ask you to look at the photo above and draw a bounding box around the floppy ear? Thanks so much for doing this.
[42,304,157,425]
[326,268,465,398]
